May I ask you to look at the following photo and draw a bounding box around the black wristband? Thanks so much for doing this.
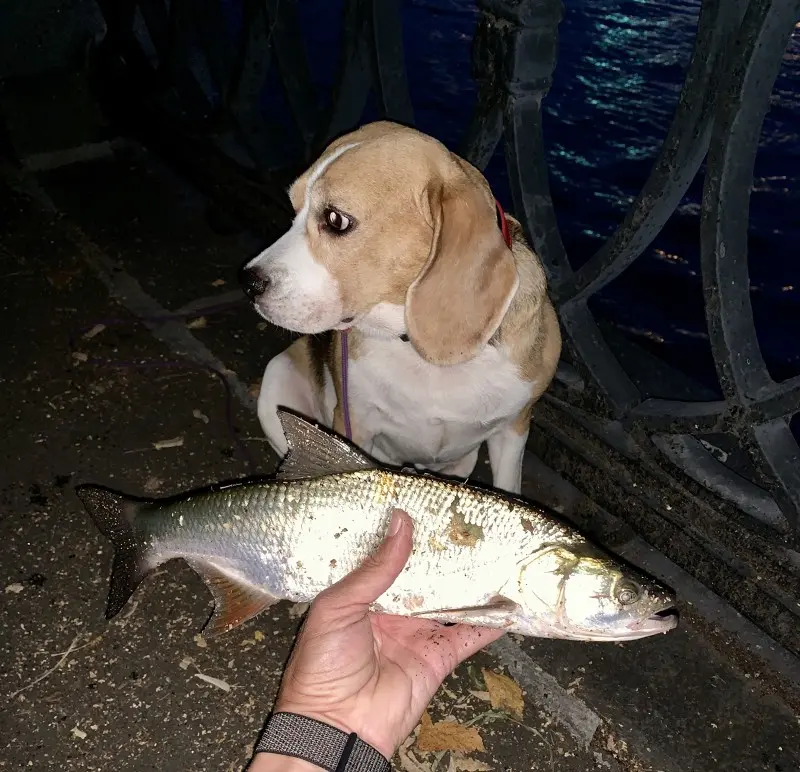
[254,712,391,772]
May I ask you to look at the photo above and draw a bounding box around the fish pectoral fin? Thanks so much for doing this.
[185,558,278,638]
[409,595,520,624]
[275,408,376,481]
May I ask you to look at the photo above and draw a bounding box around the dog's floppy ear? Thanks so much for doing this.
[405,178,519,365]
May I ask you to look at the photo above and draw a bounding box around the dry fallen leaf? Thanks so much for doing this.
[211,278,226,287]
[187,316,207,329]
[47,266,82,289]
[396,747,430,772]
[453,757,493,771]
[482,668,524,718]
[72,351,88,363]
[416,712,485,754]
[153,436,184,450]
[192,408,210,424]
[194,672,231,691]
[248,381,261,400]
[82,323,106,339]
[469,690,490,702]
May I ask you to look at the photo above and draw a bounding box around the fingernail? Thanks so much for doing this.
[388,509,403,536]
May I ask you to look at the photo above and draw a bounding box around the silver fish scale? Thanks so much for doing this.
[142,469,581,617]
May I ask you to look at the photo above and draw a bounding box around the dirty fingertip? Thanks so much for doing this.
[389,508,411,537]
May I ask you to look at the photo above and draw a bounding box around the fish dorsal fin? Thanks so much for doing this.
[275,408,375,481]
[185,558,278,638]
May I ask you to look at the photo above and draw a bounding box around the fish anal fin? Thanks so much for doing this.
[275,408,375,481]
[185,558,278,638]
[410,594,520,625]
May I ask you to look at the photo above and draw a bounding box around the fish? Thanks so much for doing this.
[76,409,679,641]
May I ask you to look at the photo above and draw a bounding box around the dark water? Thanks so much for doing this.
[223,0,799,399]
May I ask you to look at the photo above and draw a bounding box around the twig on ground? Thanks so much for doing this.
[11,634,82,699]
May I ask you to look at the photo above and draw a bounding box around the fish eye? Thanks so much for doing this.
[614,579,641,606]
[323,207,353,234]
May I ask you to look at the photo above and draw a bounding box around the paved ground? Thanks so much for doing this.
[1,144,798,772]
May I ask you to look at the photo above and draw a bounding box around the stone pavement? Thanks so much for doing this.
[1,144,797,772]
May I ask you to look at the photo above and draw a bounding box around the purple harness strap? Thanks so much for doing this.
[340,328,353,440]
[339,199,512,442]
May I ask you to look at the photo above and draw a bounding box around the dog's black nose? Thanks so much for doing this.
[240,266,270,300]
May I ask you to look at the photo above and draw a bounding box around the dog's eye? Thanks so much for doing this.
[323,208,352,233]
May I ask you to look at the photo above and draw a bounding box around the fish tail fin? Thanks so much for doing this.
[76,484,155,620]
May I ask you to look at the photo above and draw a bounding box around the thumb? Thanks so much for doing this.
[319,509,413,611]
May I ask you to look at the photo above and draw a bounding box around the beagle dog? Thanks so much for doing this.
[241,121,561,494]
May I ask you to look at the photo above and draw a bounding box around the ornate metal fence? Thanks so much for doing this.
[90,0,800,653]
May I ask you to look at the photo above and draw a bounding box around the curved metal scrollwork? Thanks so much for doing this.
[700,0,800,531]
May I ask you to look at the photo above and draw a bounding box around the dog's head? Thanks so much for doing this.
[241,121,519,365]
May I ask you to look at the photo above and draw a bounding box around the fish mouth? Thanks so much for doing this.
[553,605,680,642]
[614,604,680,640]
[635,606,680,634]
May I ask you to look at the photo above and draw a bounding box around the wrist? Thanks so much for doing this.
[249,753,319,771]
[274,703,396,761]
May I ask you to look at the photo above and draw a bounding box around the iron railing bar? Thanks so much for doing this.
[501,0,571,285]
[558,0,748,304]
[559,304,642,416]
[752,375,800,410]
[604,377,800,433]
[460,11,505,170]
[700,0,799,402]
[539,407,792,548]
[137,0,171,71]
[191,0,238,105]
[164,0,187,82]
[627,398,729,434]
[651,434,788,531]
[748,374,800,421]
[494,0,643,414]
[224,0,258,111]
[629,378,800,430]
[750,420,800,532]
[225,0,282,171]
[369,0,415,126]
[94,0,137,34]
[163,0,215,120]
[460,88,503,172]
[265,0,320,159]
[314,0,372,151]
[95,0,158,81]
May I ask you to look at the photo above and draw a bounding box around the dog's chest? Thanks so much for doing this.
[346,338,532,463]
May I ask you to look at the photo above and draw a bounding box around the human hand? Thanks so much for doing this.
[250,509,504,768]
